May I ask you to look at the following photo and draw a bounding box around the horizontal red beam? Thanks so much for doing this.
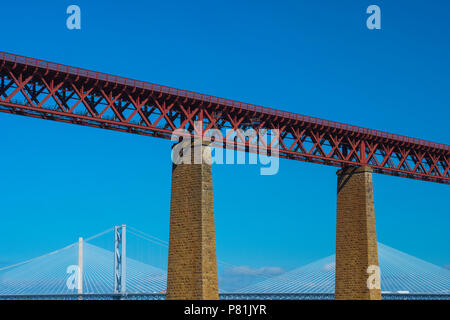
[0,51,448,184]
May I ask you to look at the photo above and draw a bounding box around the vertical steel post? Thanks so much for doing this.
[114,225,126,295]
[78,237,83,295]
[114,226,120,294]
[121,224,126,294]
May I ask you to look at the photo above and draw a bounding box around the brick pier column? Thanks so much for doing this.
[166,140,219,300]
[335,166,381,300]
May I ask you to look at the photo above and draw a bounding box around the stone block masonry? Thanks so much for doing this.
[335,166,381,300]
[166,140,219,300]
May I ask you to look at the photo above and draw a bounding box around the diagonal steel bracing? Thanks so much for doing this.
[0,51,448,184]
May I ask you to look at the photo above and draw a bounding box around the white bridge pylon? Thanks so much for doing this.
[0,227,449,295]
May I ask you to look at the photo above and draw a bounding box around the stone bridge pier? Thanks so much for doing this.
[335,166,381,300]
[166,140,219,300]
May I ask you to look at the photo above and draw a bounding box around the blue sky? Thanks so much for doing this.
[0,0,449,278]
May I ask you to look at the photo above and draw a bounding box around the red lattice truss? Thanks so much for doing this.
[0,52,448,184]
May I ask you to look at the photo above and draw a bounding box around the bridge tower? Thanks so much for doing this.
[114,225,127,294]
[335,166,381,300]
[78,237,83,295]
[166,140,219,300]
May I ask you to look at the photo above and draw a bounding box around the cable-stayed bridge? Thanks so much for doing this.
[240,243,450,295]
[0,226,448,300]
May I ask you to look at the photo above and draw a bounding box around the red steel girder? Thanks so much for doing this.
[0,51,449,184]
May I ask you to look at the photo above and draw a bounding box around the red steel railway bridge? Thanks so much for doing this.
[0,51,449,300]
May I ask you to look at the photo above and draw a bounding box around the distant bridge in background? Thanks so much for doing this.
[0,226,448,300]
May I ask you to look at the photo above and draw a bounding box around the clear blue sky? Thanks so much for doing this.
[0,0,448,274]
